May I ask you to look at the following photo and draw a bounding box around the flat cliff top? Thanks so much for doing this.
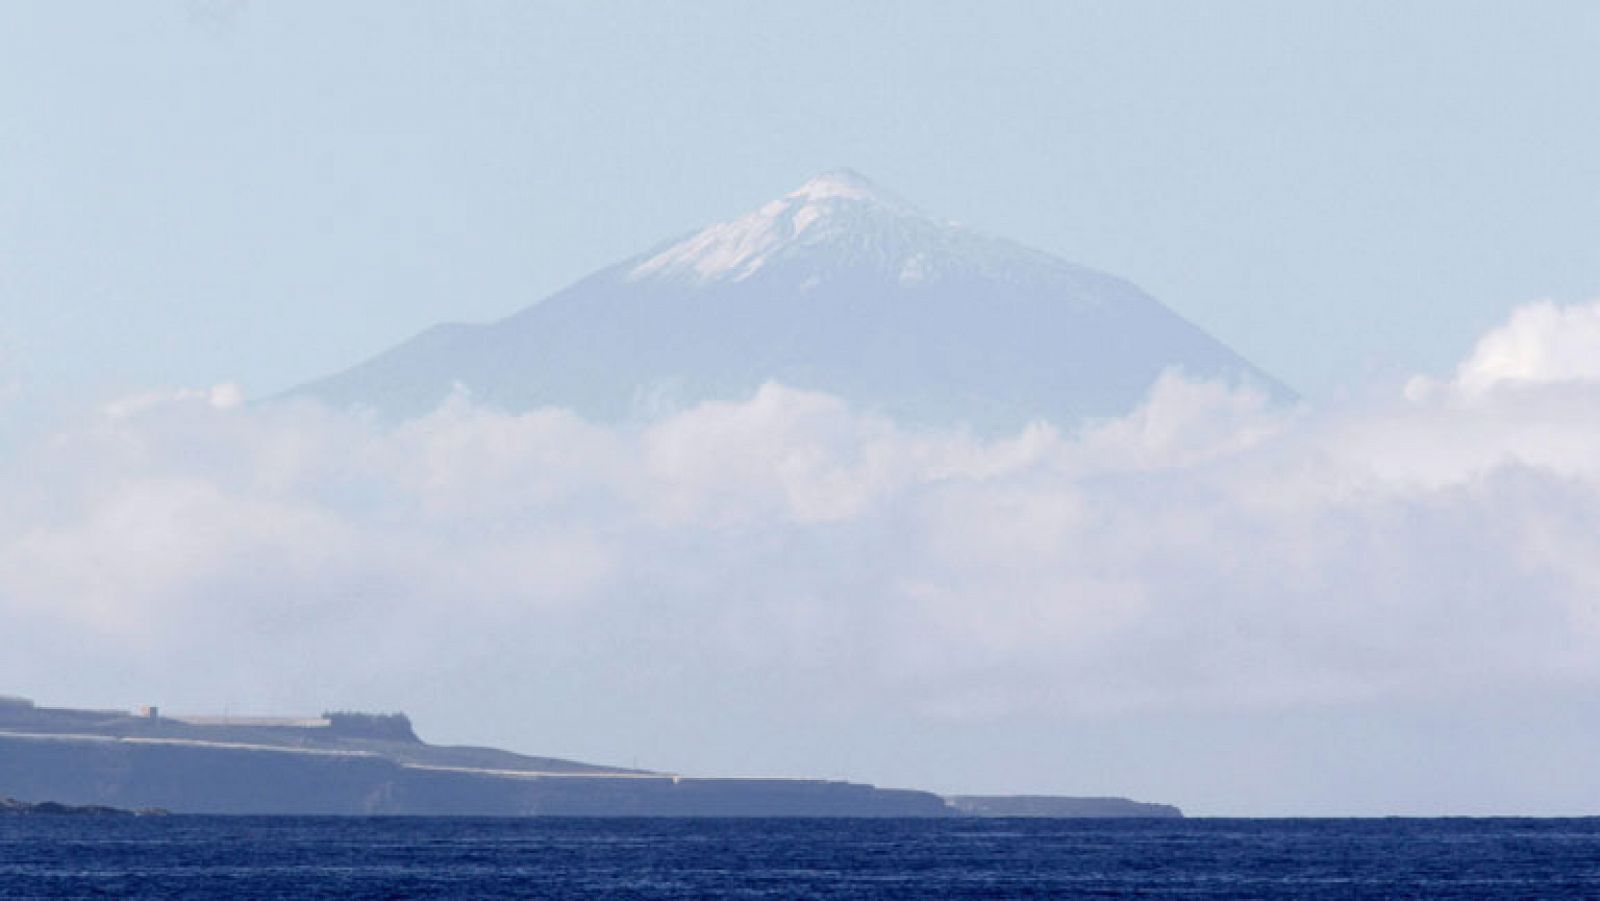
[0,703,644,776]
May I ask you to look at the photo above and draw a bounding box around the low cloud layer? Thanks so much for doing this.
[6,299,1600,813]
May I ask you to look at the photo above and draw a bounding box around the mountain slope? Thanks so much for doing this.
[290,170,1289,428]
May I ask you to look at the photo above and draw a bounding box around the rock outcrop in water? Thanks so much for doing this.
[0,697,1179,817]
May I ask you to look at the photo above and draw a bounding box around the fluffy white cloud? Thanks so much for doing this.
[1409,297,1600,399]
[1459,298,1600,389]
[7,299,1600,813]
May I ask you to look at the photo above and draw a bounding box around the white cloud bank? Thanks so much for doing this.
[6,299,1600,814]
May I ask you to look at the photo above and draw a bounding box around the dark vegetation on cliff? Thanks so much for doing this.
[323,711,419,742]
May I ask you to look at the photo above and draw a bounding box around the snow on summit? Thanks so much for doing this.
[629,169,921,284]
[787,167,903,204]
[291,169,1293,428]
[622,167,1094,290]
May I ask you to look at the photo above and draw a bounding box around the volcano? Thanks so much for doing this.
[290,169,1289,428]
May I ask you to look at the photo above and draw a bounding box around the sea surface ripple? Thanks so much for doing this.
[2,816,1597,899]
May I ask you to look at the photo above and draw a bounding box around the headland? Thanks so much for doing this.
[0,696,1178,818]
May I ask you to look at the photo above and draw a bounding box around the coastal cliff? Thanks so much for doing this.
[0,697,1177,818]
[0,698,945,816]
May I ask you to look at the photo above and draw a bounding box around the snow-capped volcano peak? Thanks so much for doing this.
[291,168,1293,429]
[628,169,924,284]
[785,168,906,206]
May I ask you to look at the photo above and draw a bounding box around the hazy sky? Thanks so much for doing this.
[4,0,1597,405]
[5,2,1600,817]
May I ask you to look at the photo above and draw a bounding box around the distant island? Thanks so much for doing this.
[0,696,1179,818]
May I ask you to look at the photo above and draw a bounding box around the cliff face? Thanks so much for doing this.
[0,701,1177,818]
[0,702,949,817]
[0,733,948,816]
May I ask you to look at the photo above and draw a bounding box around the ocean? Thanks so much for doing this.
[2,816,1597,898]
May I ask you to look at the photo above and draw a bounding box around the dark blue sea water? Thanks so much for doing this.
[3,817,1599,899]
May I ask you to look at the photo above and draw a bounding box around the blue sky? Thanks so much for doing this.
[4,0,1597,405]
